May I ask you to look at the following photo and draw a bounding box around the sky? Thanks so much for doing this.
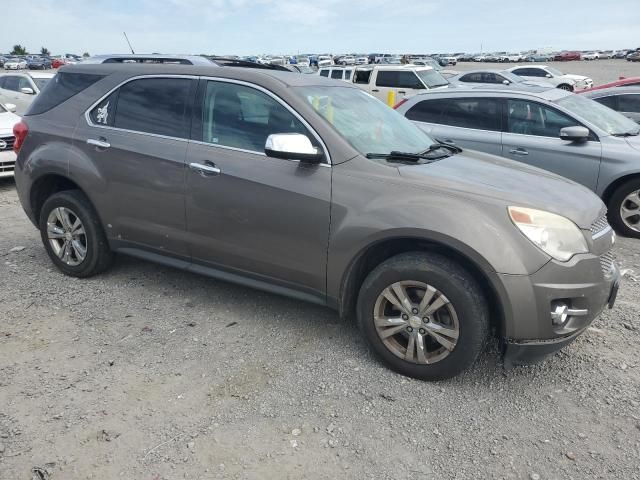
[1,0,639,56]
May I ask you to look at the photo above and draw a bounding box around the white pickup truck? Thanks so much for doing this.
[350,65,450,104]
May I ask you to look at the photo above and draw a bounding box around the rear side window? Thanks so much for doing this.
[440,98,502,131]
[354,70,372,84]
[111,78,193,138]
[618,94,640,112]
[27,72,105,115]
[405,99,449,123]
[331,70,343,80]
[319,69,329,77]
[593,96,618,110]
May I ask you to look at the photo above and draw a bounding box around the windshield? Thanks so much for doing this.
[556,94,639,136]
[294,86,434,155]
[416,69,449,88]
[501,71,525,83]
[545,66,563,76]
[34,78,51,90]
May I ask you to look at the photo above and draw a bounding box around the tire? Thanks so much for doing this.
[607,179,640,238]
[558,84,573,91]
[356,252,489,381]
[39,190,114,277]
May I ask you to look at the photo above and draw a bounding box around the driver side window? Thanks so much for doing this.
[507,99,578,137]
[201,81,312,153]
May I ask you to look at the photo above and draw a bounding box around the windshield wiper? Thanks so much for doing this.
[427,141,463,154]
[365,151,437,162]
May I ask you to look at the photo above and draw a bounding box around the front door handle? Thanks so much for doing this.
[398,90,406,95]
[509,148,529,156]
[86,138,110,149]
[371,89,380,92]
[189,162,221,177]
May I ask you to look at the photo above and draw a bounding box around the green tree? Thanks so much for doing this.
[11,44,27,55]
[40,47,51,56]
[82,52,90,58]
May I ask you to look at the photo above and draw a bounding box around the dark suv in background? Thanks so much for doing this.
[12,64,619,380]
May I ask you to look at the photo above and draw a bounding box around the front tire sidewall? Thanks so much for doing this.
[39,191,111,277]
[357,253,488,381]
[608,180,640,239]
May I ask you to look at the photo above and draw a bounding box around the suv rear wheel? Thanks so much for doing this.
[608,179,640,238]
[39,190,114,277]
[357,252,489,381]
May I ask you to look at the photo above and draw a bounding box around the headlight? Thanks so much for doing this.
[508,207,588,262]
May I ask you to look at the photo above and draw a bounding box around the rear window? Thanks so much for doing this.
[26,72,104,115]
[319,69,329,77]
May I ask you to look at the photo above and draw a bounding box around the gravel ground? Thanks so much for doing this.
[1,172,639,480]
[452,59,640,86]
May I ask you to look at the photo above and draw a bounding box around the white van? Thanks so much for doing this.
[318,66,355,82]
[351,65,449,103]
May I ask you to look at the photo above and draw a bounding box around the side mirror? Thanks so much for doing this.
[4,103,17,112]
[560,126,589,142]
[545,73,552,78]
[265,133,323,163]
[20,87,35,95]
[502,79,510,85]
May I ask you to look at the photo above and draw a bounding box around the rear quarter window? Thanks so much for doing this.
[26,72,105,115]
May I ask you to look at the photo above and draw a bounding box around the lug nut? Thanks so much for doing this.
[402,314,409,320]
[407,327,413,333]
[419,328,426,335]
[422,317,429,323]
[412,308,419,314]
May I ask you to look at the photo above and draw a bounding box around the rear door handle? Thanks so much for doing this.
[189,161,221,177]
[87,138,110,149]
[509,148,529,156]
[398,90,406,95]
[371,89,380,92]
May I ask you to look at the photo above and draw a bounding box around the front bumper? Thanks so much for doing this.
[499,251,620,366]
[0,150,16,178]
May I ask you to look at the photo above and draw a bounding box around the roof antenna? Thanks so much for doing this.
[123,32,135,54]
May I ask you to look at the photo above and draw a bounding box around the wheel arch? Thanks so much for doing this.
[601,172,640,206]
[337,236,508,337]
[30,173,97,225]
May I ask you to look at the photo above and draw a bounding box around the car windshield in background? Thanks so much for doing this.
[33,78,52,90]
[502,71,526,83]
[294,86,434,155]
[556,94,640,136]
[416,69,449,89]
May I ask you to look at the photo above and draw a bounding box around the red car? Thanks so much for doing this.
[579,76,640,93]
[51,58,67,69]
[553,51,581,61]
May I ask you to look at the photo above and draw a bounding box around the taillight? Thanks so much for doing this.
[13,121,29,154]
[393,98,409,110]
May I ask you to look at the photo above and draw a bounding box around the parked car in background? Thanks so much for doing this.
[287,64,316,74]
[410,57,459,77]
[580,76,640,92]
[51,57,67,68]
[499,53,523,63]
[582,51,600,61]
[352,65,449,103]
[0,102,20,178]
[524,53,553,62]
[318,66,355,82]
[614,50,632,59]
[317,55,333,67]
[339,56,356,66]
[294,56,310,67]
[473,54,487,62]
[4,57,28,70]
[583,87,640,123]
[627,51,640,62]
[0,71,55,115]
[355,56,369,65]
[27,56,52,70]
[449,70,553,89]
[438,55,457,66]
[396,87,640,237]
[0,56,8,68]
[554,51,582,61]
[507,65,593,91]
[12,63,620,379]
[600,51,614,59]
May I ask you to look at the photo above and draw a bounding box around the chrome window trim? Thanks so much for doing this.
[83,74,332,166]
[592,225,613,240]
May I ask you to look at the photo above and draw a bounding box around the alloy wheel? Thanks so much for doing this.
[373,281,459,364]
[46,207,88,266]
[621,189,640,232]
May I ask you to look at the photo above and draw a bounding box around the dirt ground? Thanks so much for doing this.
[1,171,640,480]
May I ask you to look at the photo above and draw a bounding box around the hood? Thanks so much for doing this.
[0,111,20,131]
[398,149,603,229]
[625,134,640,151]
[563,73,589,81]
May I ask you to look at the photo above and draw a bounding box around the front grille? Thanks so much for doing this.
[0,136,15,151]
[600,250,615,275]
[590,212,610,236]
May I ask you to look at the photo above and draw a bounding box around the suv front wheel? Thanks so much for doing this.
[608,179,640,238]
[357,252,489,380]
[39,190,114,277]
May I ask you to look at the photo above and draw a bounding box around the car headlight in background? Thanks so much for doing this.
[508,207,589,262]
